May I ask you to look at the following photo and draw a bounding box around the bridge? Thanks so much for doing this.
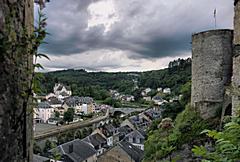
[109,107,147,116]
[34,109,109,141]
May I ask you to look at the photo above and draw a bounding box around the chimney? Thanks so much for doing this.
[69,144,73,153]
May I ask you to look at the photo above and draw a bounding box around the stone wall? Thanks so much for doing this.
[232,0,240,116]
[191,29,233,119]
[0,0,33,161]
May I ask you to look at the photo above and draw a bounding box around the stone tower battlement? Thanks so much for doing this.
[191,29,233,119]
[191,0,240,118]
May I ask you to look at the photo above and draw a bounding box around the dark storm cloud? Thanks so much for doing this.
[41,0,233,59]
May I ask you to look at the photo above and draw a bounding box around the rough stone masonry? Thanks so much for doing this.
[191,30,233,119]
[191,0,240,119]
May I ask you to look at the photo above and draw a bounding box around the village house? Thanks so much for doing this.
[121,115,150,131]
[49,139,97,162]
[124,130,146,150]
[94,124,119,147]
[143,96,152,102]
[34,101,54,123]
[152,95,165,105]
[141,88,152,96]
[121,95,135,102]
[97,141,144,162]
[118,125,134,140]
[157,87,163,92]
[48,96,63,108]
[54,83,72,96]
[62,96,95,115]
[82,133,107,156]
[163,87,171,94]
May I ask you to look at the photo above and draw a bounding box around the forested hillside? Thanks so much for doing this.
[39,58,191,100]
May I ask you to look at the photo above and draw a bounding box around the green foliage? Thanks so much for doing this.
[54,111,60,118]
[33,142,42,154]
[144,106,210,161]
[161,101,184,120]
[193,117,240,162]
[179,81,191,106]
[31,11,49,95]
[103,97,122,108]
[63,108,74,123]
[39,58,191,101]
[43,139,54,153]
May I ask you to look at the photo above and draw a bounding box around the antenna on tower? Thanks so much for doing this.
[214,8,217,29]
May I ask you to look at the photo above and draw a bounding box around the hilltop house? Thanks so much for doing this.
[34,101,54,123]
[53,83,72,98]
[98,141,144,162]
[49,139,97,162]
[141,88,152,96]
[152,95,166,105]
[163,88,171,94]
[121,95,135,102]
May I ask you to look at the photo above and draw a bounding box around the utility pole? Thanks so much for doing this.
[214,8,217,29]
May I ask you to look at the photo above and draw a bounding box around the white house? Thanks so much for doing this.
[152,95,165,105]
[34,101,54,123]
[143,96,151,101]
[163,88,171,94]
[141,88,152,96]
[157,87,163,92]
[53,83,72,97]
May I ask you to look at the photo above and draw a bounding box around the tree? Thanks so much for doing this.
[43,140,53,153]
[55,111,60,118]
[0,1,34,161]
[33,142,42,154]
[63,108,74,123]
[193,117,240,161]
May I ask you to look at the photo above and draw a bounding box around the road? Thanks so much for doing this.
[34,109,109,141]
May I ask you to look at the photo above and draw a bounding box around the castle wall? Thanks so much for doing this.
[191,29,233,119]
[232,0,240,116]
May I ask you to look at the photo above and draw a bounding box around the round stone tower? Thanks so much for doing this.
[232,0,240,116]
[191,29,233,119]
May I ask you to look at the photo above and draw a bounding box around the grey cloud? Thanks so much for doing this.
[41,0,233,59]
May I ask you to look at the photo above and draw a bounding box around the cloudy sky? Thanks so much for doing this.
[37,0,234,72]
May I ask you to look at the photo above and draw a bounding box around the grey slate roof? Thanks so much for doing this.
[118,141,144,162]
[118,125,133,140]
[101,124,118,137]
[33,154,49,162]
[48,97,62,105]
[82,133,107,148]
[59,91,70,96]
[49,139,96,162]
[37,101,52,109]
[125,130,145,144]
[64,96,93,107]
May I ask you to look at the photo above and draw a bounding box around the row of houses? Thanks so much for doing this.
[36,107,161,162]
[34,96,95,123]
[110,90,135,102]
[34,83,97,124]
[43,123,144,162]
[141,87,171,97]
